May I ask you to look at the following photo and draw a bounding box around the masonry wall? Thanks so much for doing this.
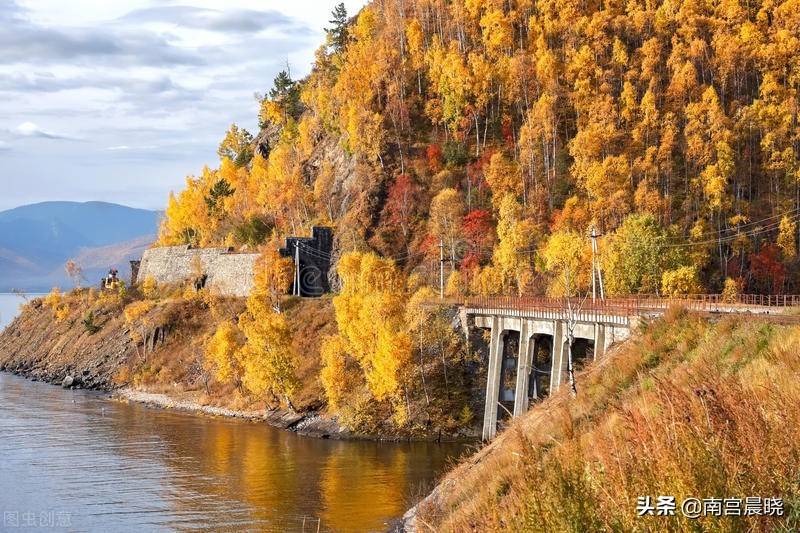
[137,246,259,297]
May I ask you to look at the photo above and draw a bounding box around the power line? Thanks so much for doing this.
[659,211,800,249]
[662,207,800,243]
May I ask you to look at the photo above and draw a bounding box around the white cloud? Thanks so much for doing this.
[14,121,73,140]
[0,0,369,211]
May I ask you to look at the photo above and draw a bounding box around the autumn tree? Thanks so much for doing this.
[540,230,589,297]
[777,216,797,260]
[327,252,412,412]
[124,300,156,361]
[237,309,298,407]
[64,260,84,289]
[429,188,464,263]
[222,236,299,407]
[205,320,244,385]
[603,215,685,295]
[385,173,420,248]
[661,266,703,297]
[252,238,294,312]
[217,124,254,167]
[493,195,535,294]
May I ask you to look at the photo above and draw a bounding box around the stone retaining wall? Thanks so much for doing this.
[137,245,259,297]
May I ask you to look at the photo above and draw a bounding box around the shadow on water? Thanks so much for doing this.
[0,373,466,532]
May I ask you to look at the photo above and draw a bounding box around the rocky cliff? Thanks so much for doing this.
[0,297,134,389]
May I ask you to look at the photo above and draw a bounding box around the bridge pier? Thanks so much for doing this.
[551,320,565,392]
[482,316,504,441]
[594,323,606,360]
[513,321,531,417]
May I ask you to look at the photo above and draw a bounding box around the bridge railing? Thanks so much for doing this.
[450,294,800,319]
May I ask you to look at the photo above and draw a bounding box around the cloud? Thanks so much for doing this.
[14,122,75,140]
[0,1,203,67]
[0,0,365,212]
[0,72,186,93]
[120,6,308,34]
[0,26,203,67]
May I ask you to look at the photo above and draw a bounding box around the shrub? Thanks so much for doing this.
[660,265,703,297]
[82,311,101,335]
[141,276,159,300]
[721,277,740,303]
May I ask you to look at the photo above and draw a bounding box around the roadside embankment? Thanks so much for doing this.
[404,310,800,532]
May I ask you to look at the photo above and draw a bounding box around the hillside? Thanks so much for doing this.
[0,287,478,440]
[157,0,800,297]
[0,201,160,291]
[132,0,800,440]
[409,310,800,531]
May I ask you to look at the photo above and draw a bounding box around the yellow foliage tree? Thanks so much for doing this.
[123,300,156,360]
[445,270,465,298]
[485,152,523,209]
[540,230,590,297]
[777,215,797,260]
[43,288,68,320]
[141,276,158,300]
[319,335,352,410]
[329,252,412,403]
[204,320,244,384]
[493,195,536,294]
[235,248,299,406]
[252,239,294,312]
[237,309,298,406]
[429,188,464,263]
[470,265,503,296]
[661,266,703,297]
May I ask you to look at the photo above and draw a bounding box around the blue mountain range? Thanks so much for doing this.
[0,201,161,291]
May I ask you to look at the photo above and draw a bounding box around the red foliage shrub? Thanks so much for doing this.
[426,144,443,173]
[749,244,786,294]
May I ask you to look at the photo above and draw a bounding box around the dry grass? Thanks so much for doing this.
[418,309,800,532]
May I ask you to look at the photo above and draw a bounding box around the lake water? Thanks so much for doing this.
[0,295,466,532]
[0,293,29,331]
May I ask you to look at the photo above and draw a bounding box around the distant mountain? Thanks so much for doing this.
[0,201,161,291]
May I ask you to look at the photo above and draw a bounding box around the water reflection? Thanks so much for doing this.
[0,373,464,532]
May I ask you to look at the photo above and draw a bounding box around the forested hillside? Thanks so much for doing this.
[159,0,800,297]
[144,0,800,430]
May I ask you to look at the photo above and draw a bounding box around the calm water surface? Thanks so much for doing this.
[0,293,29,330]
[0,296,466,532]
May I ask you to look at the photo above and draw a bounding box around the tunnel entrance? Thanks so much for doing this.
[529,334,552,403]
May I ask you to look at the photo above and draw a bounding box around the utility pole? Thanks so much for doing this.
[439,238,445,299]
[294,242,300,297]
[590,226,605,302]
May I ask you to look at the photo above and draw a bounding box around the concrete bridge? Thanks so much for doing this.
[463,295,800,440]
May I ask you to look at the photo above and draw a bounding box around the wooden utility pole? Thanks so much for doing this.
[439,238,445,299]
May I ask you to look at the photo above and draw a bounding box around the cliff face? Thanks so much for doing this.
[0,298,135,389]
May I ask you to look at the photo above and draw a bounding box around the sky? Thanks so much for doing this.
[0,0,367,212]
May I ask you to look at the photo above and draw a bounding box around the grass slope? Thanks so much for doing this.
[417,309,800,532]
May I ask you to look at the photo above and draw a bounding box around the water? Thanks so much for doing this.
[0,375,465,532]
[0,293,29,330]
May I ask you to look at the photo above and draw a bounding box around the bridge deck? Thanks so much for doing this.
[461,294,800,324]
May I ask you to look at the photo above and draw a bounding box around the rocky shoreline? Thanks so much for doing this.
[113,387,350,439]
